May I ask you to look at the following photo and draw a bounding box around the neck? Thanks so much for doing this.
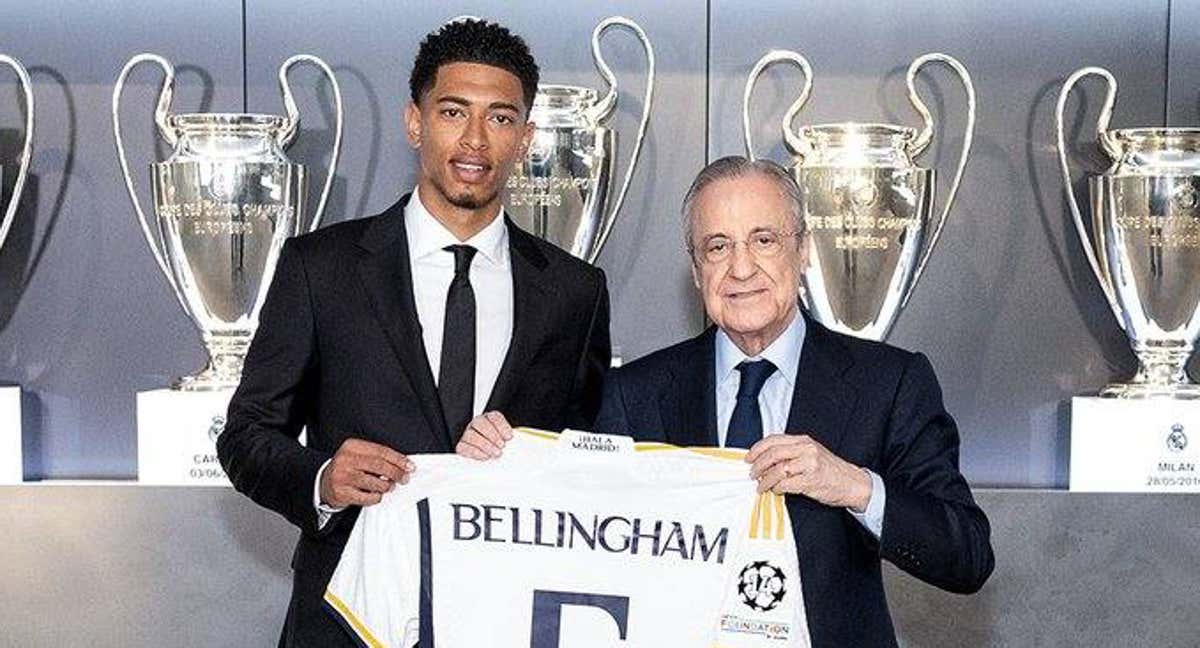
[416,178,502,241]
[725,308,796,357]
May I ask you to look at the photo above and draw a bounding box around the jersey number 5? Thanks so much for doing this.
[530,589,629,647]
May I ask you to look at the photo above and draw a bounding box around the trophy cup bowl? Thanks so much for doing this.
[114,54,342,390]
[796,124,934,339]
[150,113,307,389]
[506,86,613,260]
[1058,67,1200,398]
[503,15,654,263]
[743,50,975,341]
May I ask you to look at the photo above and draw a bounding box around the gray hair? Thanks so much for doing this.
[681,155,805,251]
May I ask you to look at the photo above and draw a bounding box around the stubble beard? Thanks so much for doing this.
[430,173,501,212]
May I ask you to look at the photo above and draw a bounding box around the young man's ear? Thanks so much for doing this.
[405,101,422,148]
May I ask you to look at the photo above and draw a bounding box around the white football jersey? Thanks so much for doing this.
[325,429,810,647]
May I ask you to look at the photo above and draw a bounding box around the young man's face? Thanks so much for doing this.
[405,61,534,216]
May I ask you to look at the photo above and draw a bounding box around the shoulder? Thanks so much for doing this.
[811,320,939,391]
[613,331,712,387]
[509,223,607,291]
[286,215,374,258]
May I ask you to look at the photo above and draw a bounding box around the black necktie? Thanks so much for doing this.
[725,359,777,449]
[439,245,477,444]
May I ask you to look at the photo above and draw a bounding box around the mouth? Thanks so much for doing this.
[725,288,768,301]
[450,157,492,184]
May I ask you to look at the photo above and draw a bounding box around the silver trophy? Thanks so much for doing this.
[0,55,33,260]
[113,53,343,390]
[1056,67,1200,398]
[743,50,975,341]
[504,15,654,262]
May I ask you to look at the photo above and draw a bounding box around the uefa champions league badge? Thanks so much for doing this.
[718,560,793,641]
[737,561,787,612]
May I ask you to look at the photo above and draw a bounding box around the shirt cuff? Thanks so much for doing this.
[314,458,346,530]
[847,468,886,539]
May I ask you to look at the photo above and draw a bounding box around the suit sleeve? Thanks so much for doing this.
[877,352,995,594]
[565,268,611,429]
[217,238,331,535]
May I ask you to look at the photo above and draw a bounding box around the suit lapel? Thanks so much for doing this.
[354,194,450,446]
[784,313,857,450]
[784,312,858,524]
[659,328,718,447]
[485,220,552,413]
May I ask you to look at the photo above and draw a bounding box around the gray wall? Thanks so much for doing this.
[0,1,1195,485]
[3,487,1197,647]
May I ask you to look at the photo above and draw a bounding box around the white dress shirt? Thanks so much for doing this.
[405,186,513,408]
[315,188,515,522]
[714,310,886,538]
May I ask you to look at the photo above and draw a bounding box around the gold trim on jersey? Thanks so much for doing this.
[748,492,788,540]
[517,428,561,442]
[324,590,387,648]
[512,427,748,461]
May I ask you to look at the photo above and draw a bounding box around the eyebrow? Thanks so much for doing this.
[701,226,779,240]
[435,95,521,113]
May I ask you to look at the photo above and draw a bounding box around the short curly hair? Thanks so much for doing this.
[409,18,540,114]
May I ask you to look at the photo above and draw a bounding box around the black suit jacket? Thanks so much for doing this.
[217,194,610,647]
[595,313,993,647]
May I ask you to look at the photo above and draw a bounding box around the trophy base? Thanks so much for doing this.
[171,347,246,392]
[1071,397,1200,492]
[0,386,22,484]
[137,388,234,486]
[172,371,242,392]
[1099,382,1200,399]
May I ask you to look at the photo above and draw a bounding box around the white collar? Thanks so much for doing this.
[714,309,806,388]
[404,186,509,265]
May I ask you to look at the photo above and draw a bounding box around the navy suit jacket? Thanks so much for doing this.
[595,313,993,647]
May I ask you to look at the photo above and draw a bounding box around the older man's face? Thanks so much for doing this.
[689,173,805,344]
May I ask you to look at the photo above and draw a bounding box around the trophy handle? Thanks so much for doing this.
[278,54,344,232]
[587,15,655,261]
[112,53,192,318]
[900,53,976,309]
[742,49,813,161]
[1054,66,1124,327]
[0,55,33,255]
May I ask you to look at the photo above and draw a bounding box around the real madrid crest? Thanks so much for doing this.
[1167,423,1188,453]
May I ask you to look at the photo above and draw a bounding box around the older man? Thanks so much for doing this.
[597,156,993,646]
[457,156,993,645]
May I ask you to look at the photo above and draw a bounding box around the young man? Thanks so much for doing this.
[217,19,610,646]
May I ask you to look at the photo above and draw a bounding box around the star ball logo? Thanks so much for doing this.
[1167,423,1187,453]
[737,561,787,612]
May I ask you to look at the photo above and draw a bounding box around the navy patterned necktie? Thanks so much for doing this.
[439,244,477,444]
[725,359,777,449]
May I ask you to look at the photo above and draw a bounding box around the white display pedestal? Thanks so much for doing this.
[1070,397,1200,492]
[0,387,21,484]
[137,388,233,487]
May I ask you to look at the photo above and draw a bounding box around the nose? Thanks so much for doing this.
[460,113,489,151]
[727,241,758,281]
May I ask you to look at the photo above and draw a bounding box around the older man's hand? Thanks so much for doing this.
[745,434,873,512]
[455,411,514,460]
